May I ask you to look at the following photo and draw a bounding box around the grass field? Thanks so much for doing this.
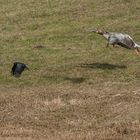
[0,0,140,139]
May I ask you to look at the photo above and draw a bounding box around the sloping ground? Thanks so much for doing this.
[0,0,140,139]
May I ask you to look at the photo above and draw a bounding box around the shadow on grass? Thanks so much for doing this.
[80,63,127,70]
[44,76,86,84]
[64,77,85,84]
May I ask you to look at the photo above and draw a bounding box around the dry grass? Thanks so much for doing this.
[0,0,140,139]
[0,83,140,139]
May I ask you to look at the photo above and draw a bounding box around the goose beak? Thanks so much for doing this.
[86,28,97,32]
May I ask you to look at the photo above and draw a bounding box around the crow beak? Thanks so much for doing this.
[26,66,29,70]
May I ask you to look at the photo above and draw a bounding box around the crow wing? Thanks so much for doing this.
[11,63,17,75]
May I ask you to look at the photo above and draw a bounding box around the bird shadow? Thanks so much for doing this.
[44,75,86,84]
[80,62,127,70]
[64,77,86,84]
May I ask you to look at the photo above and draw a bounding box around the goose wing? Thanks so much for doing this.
[118,35,135,49]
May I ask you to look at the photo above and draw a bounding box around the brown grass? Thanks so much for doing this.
[0,83,140,139]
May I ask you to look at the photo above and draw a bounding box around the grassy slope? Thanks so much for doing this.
[0,0,140,139]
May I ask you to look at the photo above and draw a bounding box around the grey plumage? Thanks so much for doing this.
[88,29,140,52]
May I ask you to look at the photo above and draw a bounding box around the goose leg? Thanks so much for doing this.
[113,44,115,48]
[137,48,140,52]
[106,43,109,47]
[113,43,119,48]
[134,48,139,55]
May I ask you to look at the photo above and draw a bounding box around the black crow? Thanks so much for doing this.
[11,62,29,77]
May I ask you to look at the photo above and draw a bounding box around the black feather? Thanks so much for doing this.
[11,62,28,77]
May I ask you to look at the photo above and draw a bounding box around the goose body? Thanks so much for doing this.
[89,29,140,54]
